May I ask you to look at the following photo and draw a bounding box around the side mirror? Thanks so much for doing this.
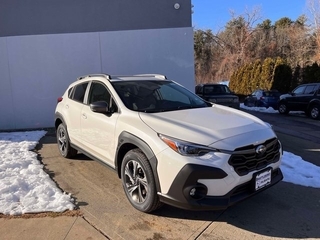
[90,101,110,114]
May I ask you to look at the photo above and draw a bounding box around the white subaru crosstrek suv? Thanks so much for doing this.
[55,74,283,213]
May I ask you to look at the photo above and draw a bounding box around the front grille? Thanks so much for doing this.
[228,138,281,176]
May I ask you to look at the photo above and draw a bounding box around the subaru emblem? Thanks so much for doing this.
[256,145,267,155]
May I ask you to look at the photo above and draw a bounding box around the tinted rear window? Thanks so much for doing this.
[263,91,280,97]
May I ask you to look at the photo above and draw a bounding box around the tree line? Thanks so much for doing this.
[194,1,320,94]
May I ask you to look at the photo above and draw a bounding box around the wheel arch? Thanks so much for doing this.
[308,99,320,109]
[307,99,320,119]
[55,112,66,130]
[115,131,161,193]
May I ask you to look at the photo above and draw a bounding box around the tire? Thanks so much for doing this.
[121,148,161,213]
[309,104,320,120]
[278,102,289,114]
[56,123,77,158]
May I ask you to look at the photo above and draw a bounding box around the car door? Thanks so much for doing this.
[286,85,306,110]
[80,81,120,167]
[300,85,317,110]
[65,82,89,146]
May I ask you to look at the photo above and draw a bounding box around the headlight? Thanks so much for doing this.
[233,98,239,103]
[158,134,218,156]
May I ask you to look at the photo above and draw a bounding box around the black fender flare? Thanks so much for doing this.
[55,112,66,129]
[115,131,161,193]
[308,99,320,109]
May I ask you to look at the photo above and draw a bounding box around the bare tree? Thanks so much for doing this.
[307,0,320,61]
[215,6,262,79]
[194,3,319,85]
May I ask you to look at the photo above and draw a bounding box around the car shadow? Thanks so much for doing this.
[153,182,320,239]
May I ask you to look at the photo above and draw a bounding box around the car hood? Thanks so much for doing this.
[279,93,291,100]
[139,105,274,148]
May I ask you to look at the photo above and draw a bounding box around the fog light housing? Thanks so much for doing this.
[184,184,208,200]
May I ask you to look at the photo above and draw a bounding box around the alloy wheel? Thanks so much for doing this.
[124,160,149,203]
[310,105,320,119]
[278,103,288,114]
[58,126,67,155]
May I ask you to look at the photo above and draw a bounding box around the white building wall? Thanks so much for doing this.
[0,27,194,130]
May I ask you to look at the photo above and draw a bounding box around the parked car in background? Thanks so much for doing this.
[55,74,283,213]
[244,89,281,109]
[195,83,240,109]
[278,83,320,120]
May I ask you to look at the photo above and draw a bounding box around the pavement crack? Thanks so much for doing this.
[193,210,226,240]
[82,215,110,239]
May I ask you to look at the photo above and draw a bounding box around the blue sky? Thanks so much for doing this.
[192,0,308,31]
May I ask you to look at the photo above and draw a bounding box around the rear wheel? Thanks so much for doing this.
[121,149,161,213]
[278,102,289,114]
[56,123,77,158]
[309,104,320,120]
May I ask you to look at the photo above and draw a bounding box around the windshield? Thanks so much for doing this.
[203,85,231,94]
[112,80,210,112]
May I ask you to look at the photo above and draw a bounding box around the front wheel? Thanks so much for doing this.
[121,149,161,213]
[56,123,77,158]
[278,102,289,114]
[309,104,320,120]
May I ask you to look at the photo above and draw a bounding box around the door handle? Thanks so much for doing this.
[65,104,69,109]
[82,113,87,119]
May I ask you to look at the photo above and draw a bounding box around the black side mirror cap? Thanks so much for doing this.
[90,101,110,114]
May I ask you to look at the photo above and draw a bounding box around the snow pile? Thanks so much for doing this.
[0,131,74,215]
[282,151,320,188]
[240,104,278,113]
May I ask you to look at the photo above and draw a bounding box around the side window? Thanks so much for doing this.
[256,91,262,98]
[71,82,88,103]
[293,86,306,95]
[204,86,213,94]
[222,86,231,93]
[88,82,110,104]
[304,85,316,94]
[88,82,118,112]
[68,87,73,98]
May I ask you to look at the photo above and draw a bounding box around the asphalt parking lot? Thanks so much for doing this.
[35,111,320,240]
[1,110,320,240]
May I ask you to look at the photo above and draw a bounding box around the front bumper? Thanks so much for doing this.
[158,164,283,211]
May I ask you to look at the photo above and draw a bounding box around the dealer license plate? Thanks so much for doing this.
[255,169,271,191]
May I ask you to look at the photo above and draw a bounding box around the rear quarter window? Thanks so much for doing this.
[70,82,88,103]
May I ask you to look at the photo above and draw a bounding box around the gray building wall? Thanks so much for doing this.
[0,0,195,130]
[0,0,191,36]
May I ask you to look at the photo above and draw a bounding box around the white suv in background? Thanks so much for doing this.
[55,74,283,213]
